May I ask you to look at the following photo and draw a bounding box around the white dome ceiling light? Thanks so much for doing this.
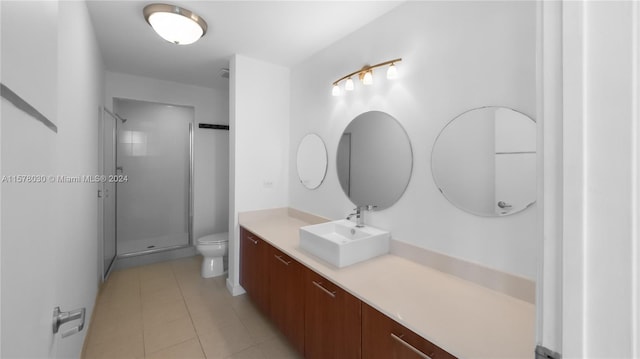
[143,4,208,45]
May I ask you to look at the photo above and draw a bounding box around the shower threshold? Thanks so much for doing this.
[118,244,191,258]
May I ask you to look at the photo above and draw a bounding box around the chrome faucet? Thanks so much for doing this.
[346,205,376,228]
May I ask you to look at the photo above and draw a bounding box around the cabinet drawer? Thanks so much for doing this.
[362,303,456,359]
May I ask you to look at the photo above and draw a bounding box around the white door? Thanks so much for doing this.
[1,1,60,357]
[1,100,59,357]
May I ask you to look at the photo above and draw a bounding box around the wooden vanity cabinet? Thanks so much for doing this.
[240,226,455,359]
[268,246,305,355]
[239,227,270,315]
[304,270,361,359]
[362,303,456,359]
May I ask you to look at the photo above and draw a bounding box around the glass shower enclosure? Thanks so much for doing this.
[101,107,118,279]
[113,98,194,256]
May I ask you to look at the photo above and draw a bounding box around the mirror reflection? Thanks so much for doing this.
[337,111,413,210]
[431,107,536,216]
[296,133,328,190]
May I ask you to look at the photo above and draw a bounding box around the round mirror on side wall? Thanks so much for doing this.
[431,106,536,217]
[296,133,328,190]
[336,111,413,210]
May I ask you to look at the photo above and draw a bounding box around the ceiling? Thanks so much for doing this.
[86,1,404,90]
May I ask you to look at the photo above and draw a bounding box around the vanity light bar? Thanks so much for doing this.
[332,58,402,96]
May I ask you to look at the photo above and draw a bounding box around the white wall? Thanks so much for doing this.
[558,1,640,357]
[537,0,563,352]
[228,54,290,294]
[0,2,3,354]
[54,2,105,356]
[104,71,229,241]
[289,1,537,279]
[1,1,104,357]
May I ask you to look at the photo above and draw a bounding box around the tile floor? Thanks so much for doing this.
[83,256,301,359]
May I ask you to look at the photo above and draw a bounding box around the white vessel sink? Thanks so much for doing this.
[299,220,390,268]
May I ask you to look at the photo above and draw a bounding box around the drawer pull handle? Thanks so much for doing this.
[390,333,433,359]
[312,280,336,298]
[274,254,291,266]
[247,235,258,245]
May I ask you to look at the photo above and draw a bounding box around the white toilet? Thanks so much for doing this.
[196,232,229,278]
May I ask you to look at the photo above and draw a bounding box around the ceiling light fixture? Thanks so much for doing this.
[331,58,402,96]
[143,3,208,45]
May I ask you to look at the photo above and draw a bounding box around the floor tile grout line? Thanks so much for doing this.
[137,268,147,358]
[173,262,208,359]
[176,259,261,358]
[145,336,199,358]
[143,264,195,357]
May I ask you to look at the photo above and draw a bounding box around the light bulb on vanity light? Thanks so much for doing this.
[362,71,373,85]
[387,63,398,79]
[332,84,341,96]
[345,78,354,91]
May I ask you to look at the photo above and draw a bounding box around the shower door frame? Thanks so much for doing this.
[101,107,118,280]
[112,98,195,258]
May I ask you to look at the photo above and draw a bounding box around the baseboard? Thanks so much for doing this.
[226,278,247,296]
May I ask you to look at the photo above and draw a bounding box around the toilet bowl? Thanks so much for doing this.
[196,232,228,278]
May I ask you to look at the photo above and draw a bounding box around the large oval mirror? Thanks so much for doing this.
[336,111,413,210]
[296,133,328,189]
[431,107,536,216]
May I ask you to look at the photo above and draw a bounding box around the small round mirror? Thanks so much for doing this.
[296,133,328,190]
[336,111,413,210]
[431,107,536,216]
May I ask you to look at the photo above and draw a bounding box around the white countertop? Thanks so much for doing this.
[239,208,535,359]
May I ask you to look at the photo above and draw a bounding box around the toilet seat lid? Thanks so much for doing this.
[198,232,228,244]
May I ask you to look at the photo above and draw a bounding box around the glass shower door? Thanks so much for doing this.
[114,98,192,255]
[102,108,117,277]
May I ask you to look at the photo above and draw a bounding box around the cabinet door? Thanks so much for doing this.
[239,227,270,315]
[362,303,456,359]
[269,247,305,354]
[304,270,361,359]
